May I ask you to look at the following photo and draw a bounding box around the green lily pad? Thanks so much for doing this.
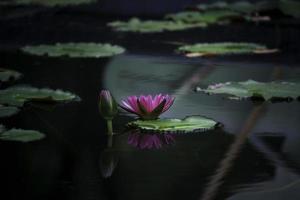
[21,43,125,58]
[127,116,218,133]
[279,0,300,18]
[177,42,277,57]
[0,105,20,117]
[196,1,230,11]
[196,1,277,14]
[0,68,22,82]
[6,0,96,7]
[0,86,80,107]
[108,18,206,33]
[196,80,300,101]
[0,126,45,142]
[166,10,241,24]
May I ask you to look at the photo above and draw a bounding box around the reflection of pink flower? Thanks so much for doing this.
[120,94,175,120]
[128,132,175,149]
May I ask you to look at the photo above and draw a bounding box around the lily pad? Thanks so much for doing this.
[177,42,277,57]
[196,1,277,14]
[0,126,45,142]
[0,86,80,107]
[279,0,300,18]
[196,80,300,101]
[127,116,218,133]
[0,105,20,117]
[196,1,230,11]
[108,18,206,33]
[7,0,96,7]
[21,43,125,58]
[166,10,241,24]
[0,68,22,82]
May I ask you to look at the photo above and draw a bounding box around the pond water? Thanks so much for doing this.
[0,10,300,200]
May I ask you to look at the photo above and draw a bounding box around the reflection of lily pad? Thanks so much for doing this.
[196,80,300,101]
[178,42,277,57]
[21,43,125,58]
[0,126,45,142]
[166,10,241,24]
[279,0,300,18]
[0,68,22,82]
[127,116,218,133]
[108,18,206,33]
[0,86,80,106]
[7,0,96,7]
[0,105,20,117]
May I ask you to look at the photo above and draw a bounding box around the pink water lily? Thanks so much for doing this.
[120,94,175,120]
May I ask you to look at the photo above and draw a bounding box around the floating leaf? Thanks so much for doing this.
[196,80,300,101]
[196,1,277,14]
[21,43,125,58]
[7,0,96,7]
[166,10,241,24]
[0,105,20,117]
[127,116,218,133]
[0,126,45,142]
[177,42,277,57]
[0,86,80,107]
[108,18,206,33]
[0,68,22,82]
[279,0,300,18]
[196,1,230,11]
[230,1,261,13]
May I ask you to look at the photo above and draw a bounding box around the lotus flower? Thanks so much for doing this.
[99,90,118,120]
[120,94,175,120]
[99,90,118,136]
[128,131,175,149]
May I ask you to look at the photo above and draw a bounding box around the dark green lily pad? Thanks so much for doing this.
[166,10,241,24]
[196,80,300,101]
[0,105,20,117]
[196,1,277,14]
[279,0,300,18]
[0,68,22,82]
[0,86,80,107]
[196,1,229,11]
[108,18,206,33]
[0,126,45,142]
[6,0,96,7]
[177,42,277,57]
[21,43,125,58]
[127,116,218,133]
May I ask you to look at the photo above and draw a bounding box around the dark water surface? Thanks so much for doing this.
[0,8,300,200]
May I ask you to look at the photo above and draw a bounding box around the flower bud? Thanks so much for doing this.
[99,90,118,120]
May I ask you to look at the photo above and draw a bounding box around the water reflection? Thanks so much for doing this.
[128,130,176,149]
[104,54,300,199]
[109,129,276,200]
[100,145,119,178]
[1,49,299,199]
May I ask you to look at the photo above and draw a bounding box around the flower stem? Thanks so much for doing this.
[106,120,113,147]
[106,119,113,136]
